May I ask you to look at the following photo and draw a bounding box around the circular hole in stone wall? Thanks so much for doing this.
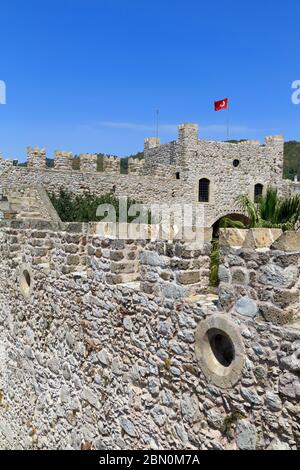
[195,314,245,388]
[233,159,240,167]
[207,328,235,367]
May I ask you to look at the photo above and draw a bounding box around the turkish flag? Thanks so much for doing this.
[214,98,229,111]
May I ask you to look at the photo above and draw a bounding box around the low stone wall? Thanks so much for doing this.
[0,223,299,450]
[139,240,211,298]
[218,228,300,326]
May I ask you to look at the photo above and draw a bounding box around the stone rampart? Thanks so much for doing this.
[0,224,299,450]
[218,228,300,326]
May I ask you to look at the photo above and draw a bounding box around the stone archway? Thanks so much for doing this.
[212,212,250,237]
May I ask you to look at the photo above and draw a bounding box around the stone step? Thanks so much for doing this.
[19,212,43,218]
[3,211,17,220]
[0,201,10,211]
[17,216,46,222]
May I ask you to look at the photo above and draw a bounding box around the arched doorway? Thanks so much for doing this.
[212,213,250,238]
[209,212,250,289]
[254,183,264,202]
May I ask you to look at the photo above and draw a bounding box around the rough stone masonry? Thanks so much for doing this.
[0,220,299,450]
[0,124,299,450]
[0,122,295,228]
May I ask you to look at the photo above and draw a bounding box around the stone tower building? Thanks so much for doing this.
[143,123,285,226]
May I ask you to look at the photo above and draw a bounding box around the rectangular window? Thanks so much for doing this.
[199,178,210,202]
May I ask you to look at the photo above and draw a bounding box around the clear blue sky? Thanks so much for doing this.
[1,0,300,161]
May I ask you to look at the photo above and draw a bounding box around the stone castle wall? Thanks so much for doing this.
[0,157,13,181]
[0,223,299,450]
[27,147,46,169]
[79,154,97,173]
[0,122,292,227]
[54,151,73,171]
[0,166,178,205]
[218,228,300,327]
[142,124,286,225]
[128,158,144,175]
[180,137,285,225]
[143,139,180,174]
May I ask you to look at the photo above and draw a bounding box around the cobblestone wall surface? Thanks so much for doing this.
[0,224,299,450]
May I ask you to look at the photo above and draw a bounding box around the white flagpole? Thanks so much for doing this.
[226,98,230,140]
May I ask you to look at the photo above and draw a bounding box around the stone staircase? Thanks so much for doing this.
[0,193,18,220]
[0,186,61,224]
[11,195,47,221]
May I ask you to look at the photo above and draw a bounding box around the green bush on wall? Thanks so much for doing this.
[49,189,147,223]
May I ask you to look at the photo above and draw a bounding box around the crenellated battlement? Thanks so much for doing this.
[103,155,120,173]
[128,157,144,175]
[27,146,46,169]
[0,120,288,229]
[144,137,160,150]
[265,134,284,146]
[178,123,199,147]
[54,150,73,170]
[79,153,97,172]
[143,123,284,152]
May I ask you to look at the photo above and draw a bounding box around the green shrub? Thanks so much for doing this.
[49,189,147,223]
[209,238,220,287]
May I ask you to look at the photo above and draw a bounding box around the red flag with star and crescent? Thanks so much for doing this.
[214,98,229,111]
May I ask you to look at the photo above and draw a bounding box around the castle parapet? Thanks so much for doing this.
[80,153,97,172]
[144,137,160,151]
[103,156,120,174]
[218,228,300,326]
[128,158,144,175]
[178,123,198,147]
[265,135,284,147]
[238,140,260,146]
[27,147,46,169]
[54,151,73,170]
